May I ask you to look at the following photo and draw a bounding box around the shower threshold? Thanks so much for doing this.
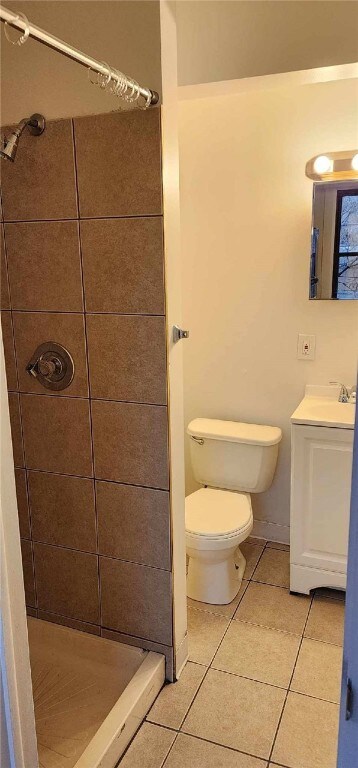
[27,617,165,768]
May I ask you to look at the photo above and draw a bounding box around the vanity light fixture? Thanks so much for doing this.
[313,155,333,175]
[306,149,358,181]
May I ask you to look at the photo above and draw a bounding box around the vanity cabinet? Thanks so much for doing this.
[290,423,353,594]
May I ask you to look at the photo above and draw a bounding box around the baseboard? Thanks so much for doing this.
[253,518,290,545]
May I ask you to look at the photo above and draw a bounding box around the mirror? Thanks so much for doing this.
[309,181,358,299]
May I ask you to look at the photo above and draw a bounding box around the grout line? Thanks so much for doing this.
[11,379,39,607]
[156,728,291,768]
[72,116,102,628]
[36,609,100,631]
[302,631,344,648]
[176,728,279,764]
[21,466,170,493]
[101,626,173,650]
[178,563,255,730]
[298,634,344,648]
[159,731,180,768]
[206,665,290,692]
[237,579,303,593]
[287,687,341,706]
[116,723,178,767]
[8,309,166,317]
[244,540,267,580]
[180,545,306,766]
[23,467,37,605]
[251,577,292,589]
[128,546,341,766]
[8,388,168,408]
[30,537,172,572]
[3,213,164,224]
[175,663,211,730]
[228,615,307,639]
[267,592,314,763]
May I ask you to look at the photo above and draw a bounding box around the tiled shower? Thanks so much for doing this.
[1,108,175,673]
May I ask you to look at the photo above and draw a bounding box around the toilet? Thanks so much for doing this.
[186,418,282,604]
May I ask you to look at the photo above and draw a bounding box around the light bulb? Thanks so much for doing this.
[313,155,332,175]
[351,153,358,171]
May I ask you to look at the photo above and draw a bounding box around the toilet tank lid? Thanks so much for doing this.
[187,418,282,446]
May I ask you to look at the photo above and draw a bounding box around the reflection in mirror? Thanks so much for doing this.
[310,182,358,300]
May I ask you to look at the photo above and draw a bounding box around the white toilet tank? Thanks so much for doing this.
[187,418,282,493]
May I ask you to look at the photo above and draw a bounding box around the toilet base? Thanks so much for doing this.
[187,545,246,605]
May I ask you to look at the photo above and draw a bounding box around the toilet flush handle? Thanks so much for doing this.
[190,435,204,446]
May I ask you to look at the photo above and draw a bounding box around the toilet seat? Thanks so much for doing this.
[185,488,252,541]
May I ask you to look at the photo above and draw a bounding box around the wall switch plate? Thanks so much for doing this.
[297,333,316,360]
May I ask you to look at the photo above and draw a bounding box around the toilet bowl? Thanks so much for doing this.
[186,488,253,604]
[185,417,282,605]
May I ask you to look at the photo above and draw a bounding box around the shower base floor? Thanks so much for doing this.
[27,618,165,768]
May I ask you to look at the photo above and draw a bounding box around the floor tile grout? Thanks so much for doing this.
[176,663,212,732]
[160,730,180,767]
[267,590,315,763]
[286,687,341,706]
[207,665,290,692]
[230,616,305,638]
[175,728,279,764]
[129,541,343,766]
[177,541,284,762]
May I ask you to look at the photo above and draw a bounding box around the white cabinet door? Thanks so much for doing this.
[291,424,353,574]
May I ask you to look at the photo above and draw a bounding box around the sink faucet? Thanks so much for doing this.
[329,381,350,403]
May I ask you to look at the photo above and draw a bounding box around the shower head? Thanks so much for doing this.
[1,113,45,162]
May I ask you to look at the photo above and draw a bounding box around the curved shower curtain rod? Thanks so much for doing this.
[0,5,160,108]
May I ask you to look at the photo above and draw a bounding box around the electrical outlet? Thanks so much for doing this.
[297,333,316,360]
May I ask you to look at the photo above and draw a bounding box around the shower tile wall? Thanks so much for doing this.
[0,110,173,666]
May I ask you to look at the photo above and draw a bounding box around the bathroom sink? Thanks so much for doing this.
[291,384,355,429]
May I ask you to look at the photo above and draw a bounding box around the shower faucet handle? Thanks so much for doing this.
[26,342,74,391]
[37,356,62,378]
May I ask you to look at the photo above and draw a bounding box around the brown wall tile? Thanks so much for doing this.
[34,543,99,623]
[38,610,100,636]
[8,392,24,467]
[100,556,172,645]
[92,400,169,489]
[5,221,83,311]
[15,468,30,539]
[97,481,170,570]
[29,471,96,552]
[2,111,173,655]
[87,314,167,404]
[101,627,174,679]
[1,227,11,309]
[13,312,89,397]
[1,120,77,221]
[1,311,18,390]
[21,539,36,607]
[74,111,162,218]
[21,394,93,476]
[80,217,165,314]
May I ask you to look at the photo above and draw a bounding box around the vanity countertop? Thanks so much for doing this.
[291,385,356,429]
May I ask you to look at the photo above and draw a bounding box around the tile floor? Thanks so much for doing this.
[118,539,345,768]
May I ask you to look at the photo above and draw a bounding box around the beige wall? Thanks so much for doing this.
[179,75,358,542]
[177,1,358,86]
[1,1,161,124]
